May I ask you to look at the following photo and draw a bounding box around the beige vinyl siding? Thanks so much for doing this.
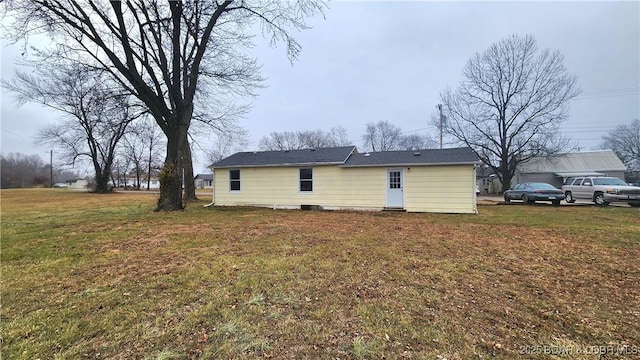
[213,166,386,210]
[404,165,476,213]
[213,164,477,213]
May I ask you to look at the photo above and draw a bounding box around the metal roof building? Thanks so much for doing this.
[515,150,627,187]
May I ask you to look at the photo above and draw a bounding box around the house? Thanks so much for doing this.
[66,179,89,191]
[140,177,160,190]
[514,150,627,188]
[195,173,214,189]
[111,176,160,189]
[209,146,480,214]
[476,165,500,194]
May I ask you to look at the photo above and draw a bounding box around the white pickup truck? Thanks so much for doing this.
[561,176,640,207]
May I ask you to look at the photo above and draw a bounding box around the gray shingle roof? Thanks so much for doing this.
[210,146,356,168]
[210,146,479,168]
[194,173,213,180]
[342,147,479,167]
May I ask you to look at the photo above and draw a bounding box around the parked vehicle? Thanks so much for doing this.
[562,176,640,207]
[504,182,565,206]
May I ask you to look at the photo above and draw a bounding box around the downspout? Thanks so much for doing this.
[473,164,478,214]
[204,168,215,207]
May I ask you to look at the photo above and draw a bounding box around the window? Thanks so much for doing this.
[299,168,313,192]
[389,170,401,189]
[229,169,240,191]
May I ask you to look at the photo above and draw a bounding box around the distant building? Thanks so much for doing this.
[195,173,213,189]
[514,150,627,188]
[476,165,500,194]
[110,176,160,189]
[66,179,89,191]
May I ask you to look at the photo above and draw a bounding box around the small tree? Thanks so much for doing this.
[441,34,580,191]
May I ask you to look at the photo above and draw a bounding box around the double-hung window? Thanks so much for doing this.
[299,168,313,192]
[229,169,241,191]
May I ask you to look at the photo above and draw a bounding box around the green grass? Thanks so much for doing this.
[1,189,639,359]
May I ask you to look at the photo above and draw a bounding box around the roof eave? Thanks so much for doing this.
[211,161,346,169]
[340,161,480,168]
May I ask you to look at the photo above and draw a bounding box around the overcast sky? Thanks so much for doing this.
[1,1,639,174]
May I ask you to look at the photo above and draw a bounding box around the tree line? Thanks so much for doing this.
[257,122,437,152]
[0,153,81,189]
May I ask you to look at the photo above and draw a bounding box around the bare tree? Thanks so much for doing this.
[601,119,640,181]
[4,64,141,193]
[0,153,82,188]
[119,118,165,190]
[361,121,402,152]
[360,121,435,152]
[259,131,304,151]
[398,133,438,151]
[440,34,580,191]
[259,127,351,151]
[207,129,250,164]
[328,126,351,147]
[111,156,132,189]
[3,0,325,210]
[0,153,48,188]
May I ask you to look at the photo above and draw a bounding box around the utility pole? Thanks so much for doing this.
[437,104,444,149]
[50,150,53,188]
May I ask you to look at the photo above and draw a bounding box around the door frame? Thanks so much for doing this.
[386,168,404,208]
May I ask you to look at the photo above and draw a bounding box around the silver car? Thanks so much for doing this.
[562,177,640,207]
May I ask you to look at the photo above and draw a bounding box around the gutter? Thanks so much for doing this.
[204,168,215,208]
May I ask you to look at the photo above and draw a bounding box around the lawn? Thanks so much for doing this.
[1,189,639,359]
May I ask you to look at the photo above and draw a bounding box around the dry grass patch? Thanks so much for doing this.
[1,189,639,359]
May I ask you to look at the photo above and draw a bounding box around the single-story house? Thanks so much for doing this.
[514,150,627,188]
[195,173,214,189]
[110,176,160,189]
[209,146,480,214]
[66,179,89,191]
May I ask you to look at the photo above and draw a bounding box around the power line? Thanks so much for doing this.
[580,87,639,95]
[571,87,639,101]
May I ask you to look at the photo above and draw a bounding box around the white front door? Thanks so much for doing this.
[386,169,404,208]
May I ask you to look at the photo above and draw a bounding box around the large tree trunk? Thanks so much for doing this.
[91,156,112,193]
[94,167,112,193]
[182,137,198,203]
[156,128,185,211]
[499,160,514,193]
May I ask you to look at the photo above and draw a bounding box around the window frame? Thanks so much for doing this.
[299,167,313,193]
[229,169,241,192]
